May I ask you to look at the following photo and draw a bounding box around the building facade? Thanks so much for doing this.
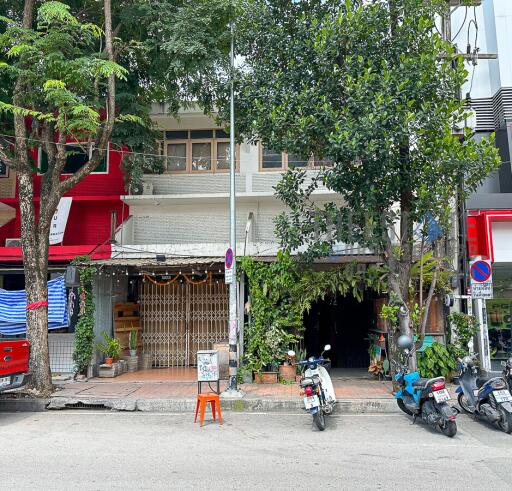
[453,0,512,371]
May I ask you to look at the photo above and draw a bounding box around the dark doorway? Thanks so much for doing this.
[303,292,376,369]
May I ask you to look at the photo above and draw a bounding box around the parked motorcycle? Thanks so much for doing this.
[289,345,336,431]
[456,354,512,433]
[394,335,458,437]
[502,356,512,393]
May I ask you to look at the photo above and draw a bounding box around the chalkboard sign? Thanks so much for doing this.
[197,350,219,382]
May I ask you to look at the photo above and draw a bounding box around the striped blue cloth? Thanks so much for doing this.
[0,276,68,335]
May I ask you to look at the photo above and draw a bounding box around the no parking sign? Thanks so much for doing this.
[470,259,493,299]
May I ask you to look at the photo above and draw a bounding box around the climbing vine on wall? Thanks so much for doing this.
[71,256,97,377]
[240,251,387,373]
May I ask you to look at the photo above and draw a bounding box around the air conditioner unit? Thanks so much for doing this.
[142,182,154,195]
[6,238,22,247]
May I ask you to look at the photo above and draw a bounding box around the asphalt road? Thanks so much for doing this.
[1,410,511,490]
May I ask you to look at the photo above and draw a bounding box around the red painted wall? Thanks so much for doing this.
[0,144,129,261]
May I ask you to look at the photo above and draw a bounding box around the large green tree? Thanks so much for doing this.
[233,0,499,359]
[0,0,231,394]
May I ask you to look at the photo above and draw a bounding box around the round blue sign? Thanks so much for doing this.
[225,248,234,269]
[470,260,491,283]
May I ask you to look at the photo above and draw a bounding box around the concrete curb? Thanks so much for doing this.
[47,396,399,414]
[0,398,50,412]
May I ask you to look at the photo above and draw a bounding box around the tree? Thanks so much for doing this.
[0,0,232,394]
[233,0,500,361]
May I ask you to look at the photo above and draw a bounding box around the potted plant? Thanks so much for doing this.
[279,351,296,382]
[96,331,122,365]
[129,329,138,357]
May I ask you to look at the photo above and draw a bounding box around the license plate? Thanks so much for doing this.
[493,389,512,403]
[473,389,480,397]
[0,376,10,388]
[304,395,319,410]
[433,388,450,403]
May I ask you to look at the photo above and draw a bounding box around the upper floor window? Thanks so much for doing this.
[39,144,108,174]
[163,129,237,173]
[259,144,332,171]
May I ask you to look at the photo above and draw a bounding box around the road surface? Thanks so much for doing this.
[0,410,510,490]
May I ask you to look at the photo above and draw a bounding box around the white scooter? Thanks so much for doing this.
[289,345,336,431]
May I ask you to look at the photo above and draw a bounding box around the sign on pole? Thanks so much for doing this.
[469,259,493,299]
[225,247,234,284]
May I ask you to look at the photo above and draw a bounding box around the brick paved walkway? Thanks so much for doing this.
[53,375,394,402]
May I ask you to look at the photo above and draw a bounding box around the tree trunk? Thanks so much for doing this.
[18,172,53,395]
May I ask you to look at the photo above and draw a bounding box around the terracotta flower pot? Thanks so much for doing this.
[279,364,296,382]
[254,371,278,384]
[105,357,113,365]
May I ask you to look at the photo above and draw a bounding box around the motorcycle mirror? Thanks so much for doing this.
[323,344,331,352]
[287,350,296,357]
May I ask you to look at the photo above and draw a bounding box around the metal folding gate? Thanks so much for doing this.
[141,279,229,367]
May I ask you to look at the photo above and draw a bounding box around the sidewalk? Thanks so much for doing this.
[49,375,399,413]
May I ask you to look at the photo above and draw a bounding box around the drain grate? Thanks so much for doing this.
[64,401,107,410]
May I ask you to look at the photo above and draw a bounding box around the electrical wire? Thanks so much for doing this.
[452,7,468,43]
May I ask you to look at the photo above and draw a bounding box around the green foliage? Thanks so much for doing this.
[232,0,500,317]
[241,251,386,373]
[71,257,96,376]
[129,329,138,351]
[447,312,478,359]
[96,331,122,360]
[417,342,457,380]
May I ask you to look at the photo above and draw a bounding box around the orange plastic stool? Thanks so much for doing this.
[194,393,223,427]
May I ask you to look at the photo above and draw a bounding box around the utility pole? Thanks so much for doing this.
[223,8,243,398]
[441,0,495,374]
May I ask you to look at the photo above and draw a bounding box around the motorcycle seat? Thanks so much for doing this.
[412,378,430,388]
[476,377,490,388]
[300,376,320,388]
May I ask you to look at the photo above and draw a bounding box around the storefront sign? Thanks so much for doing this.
[49,197,72,245]
[470,259,493,299]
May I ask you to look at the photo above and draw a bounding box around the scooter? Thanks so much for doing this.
[502,356,512,392]
[394,335,458,437]
[456,354,512,433]
[289,345,336,431]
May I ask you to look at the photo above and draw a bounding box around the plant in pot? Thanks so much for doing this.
[96,331,122,365]
[129,329,138,357]
[279,350,296,382]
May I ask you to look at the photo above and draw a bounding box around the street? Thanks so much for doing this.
[1,411,511,490]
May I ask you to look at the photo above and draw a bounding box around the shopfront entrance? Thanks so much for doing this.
[140,278,229,368]
[303,292,378,374]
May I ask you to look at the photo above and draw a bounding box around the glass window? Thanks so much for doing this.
[215,129,229,139]
[192,142,212,171]
[39,145,107,174]
[165,130,188,140]
[261,147,283,169]
[287,154,309,168]
[216,142,230,170]
[167,143,187,172]
[190,130,214,139]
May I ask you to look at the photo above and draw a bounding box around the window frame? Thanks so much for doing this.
[259,142,332,171]
[38,142,109,176]
[162,129,239,174]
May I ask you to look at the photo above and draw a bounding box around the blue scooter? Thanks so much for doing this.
[394,335,458,437]
[456,354,512,433]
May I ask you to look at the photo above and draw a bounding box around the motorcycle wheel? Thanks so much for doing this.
[439,420,457,438]
[313,411,326,431]
[397,399,413,416]
[497,408,512,434]
[457,392,475,414]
